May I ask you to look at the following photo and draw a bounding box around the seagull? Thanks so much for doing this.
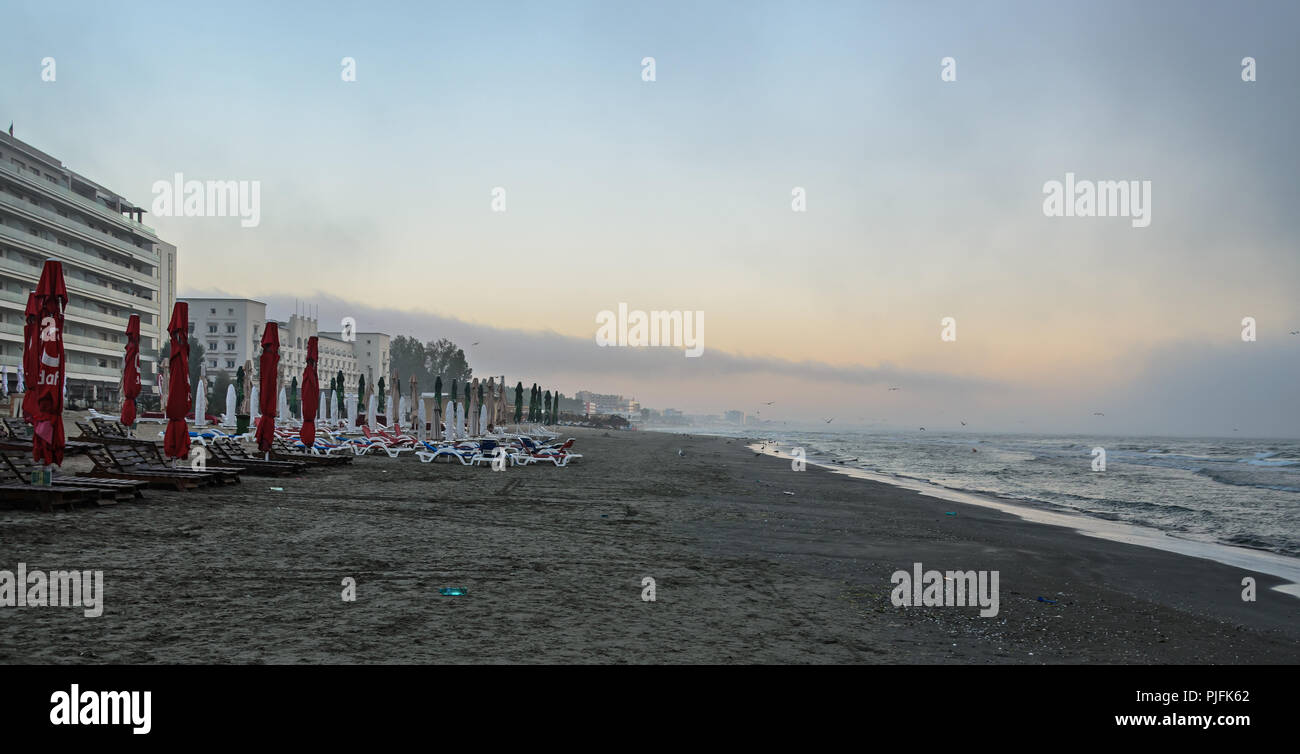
[1093,412,1104,416]
[764,401,775,405]
[677,449,685,457]
[919,427,926,431]
[824,418,834,424]
[888,387,900,391]
[960,421,967,426]
[471,341,480,346]
[1290,331,1299,336]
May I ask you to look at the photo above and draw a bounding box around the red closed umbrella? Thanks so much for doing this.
[120,314,141,427]
[162,302,192,460]
[21,292,38,421]
[300,336,319,448]
[255,322,279,454]
[29,261,68,465]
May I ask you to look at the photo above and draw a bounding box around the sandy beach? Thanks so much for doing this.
[0,425,1296,664]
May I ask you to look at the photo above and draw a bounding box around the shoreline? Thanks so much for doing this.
[738,439,1300,601]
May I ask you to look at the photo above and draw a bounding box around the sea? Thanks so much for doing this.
[651,426,1300,564]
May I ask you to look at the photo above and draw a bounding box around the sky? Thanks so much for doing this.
[3,0,1297,436]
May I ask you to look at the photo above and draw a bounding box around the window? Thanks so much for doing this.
[209,360,217,368]
[227,308,234,315]
[97,358,108,368]
[226,360,235,369]
[208,342,217,350]
[226,324,236,334]
[226,342,235,351]
[210,308,216,315]
[208,324,217,334]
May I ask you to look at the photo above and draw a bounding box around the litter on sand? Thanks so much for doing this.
[270,487,285,492]
[440,588,467,596]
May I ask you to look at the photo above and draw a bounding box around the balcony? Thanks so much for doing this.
[0,162,157,238]
[0,215,157,286]
[0,254,156,311]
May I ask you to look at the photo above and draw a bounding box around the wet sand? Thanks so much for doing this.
[0,426,1296,664]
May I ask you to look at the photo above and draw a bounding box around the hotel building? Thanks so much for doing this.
[0,132,176,404]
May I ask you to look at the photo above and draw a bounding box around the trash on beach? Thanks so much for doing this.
[1036,596,1058,604]
[944,512,956,516]
[440,588,467,596]
[269,487,285,492]
[782,491,795,495]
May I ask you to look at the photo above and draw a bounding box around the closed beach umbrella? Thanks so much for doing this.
[277,384,288,425]
[30,262,69,465]
[290,376,299,419]
[514,382,523,423]
[251,384,260,421]
[473,377,483,436]
[255,322,280,454]
[120,314,141,426]
[417,391,427,442]
[409,374,417,428]
[194,359,207,427]
[455,401,465,440]
[433,376,442,432]
[21,292,39,421]
[301,336,320,448]
[356,374,366,421]
[162,301,191,460]
[224,383,236,426]
[336,370,345,421]
[367,387,378,430]
[479,403,488,435]
[392,373,401,432]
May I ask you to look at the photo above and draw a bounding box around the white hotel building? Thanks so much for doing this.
[0,133,177,404]
[181,298,390,398]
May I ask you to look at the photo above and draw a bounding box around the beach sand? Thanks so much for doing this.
[0,426,1296,664]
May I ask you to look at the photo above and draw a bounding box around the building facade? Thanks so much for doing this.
[0,133,176,404]
[179,298,390,400]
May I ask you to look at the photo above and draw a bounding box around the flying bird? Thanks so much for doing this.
[764,401,775,405]
[919,427,926,431]
[960,421,967,426]
[471,341,480,346]
[824,418,834,424]
[1093,412,1104,416]
[888,387,900,391]
[1290,331,1299,336]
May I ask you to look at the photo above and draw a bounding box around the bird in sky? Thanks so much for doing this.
[764,401,775,405]
[1290,331,1299,335]
[960,421,967,426]
[824,418,834,423]
[919,427,926,431]
[888,387,900,391]
[471,341,480,346]
[1093,412,1105,416]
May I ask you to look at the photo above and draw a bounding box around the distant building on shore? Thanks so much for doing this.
[724,410,746,425]
[181,298,390,394]
[575,390,639,419]
[0,132,177,404]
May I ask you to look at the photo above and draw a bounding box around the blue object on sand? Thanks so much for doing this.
[1036,596,1058,604]
[944,512,956,516]
[440,588,467,596]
